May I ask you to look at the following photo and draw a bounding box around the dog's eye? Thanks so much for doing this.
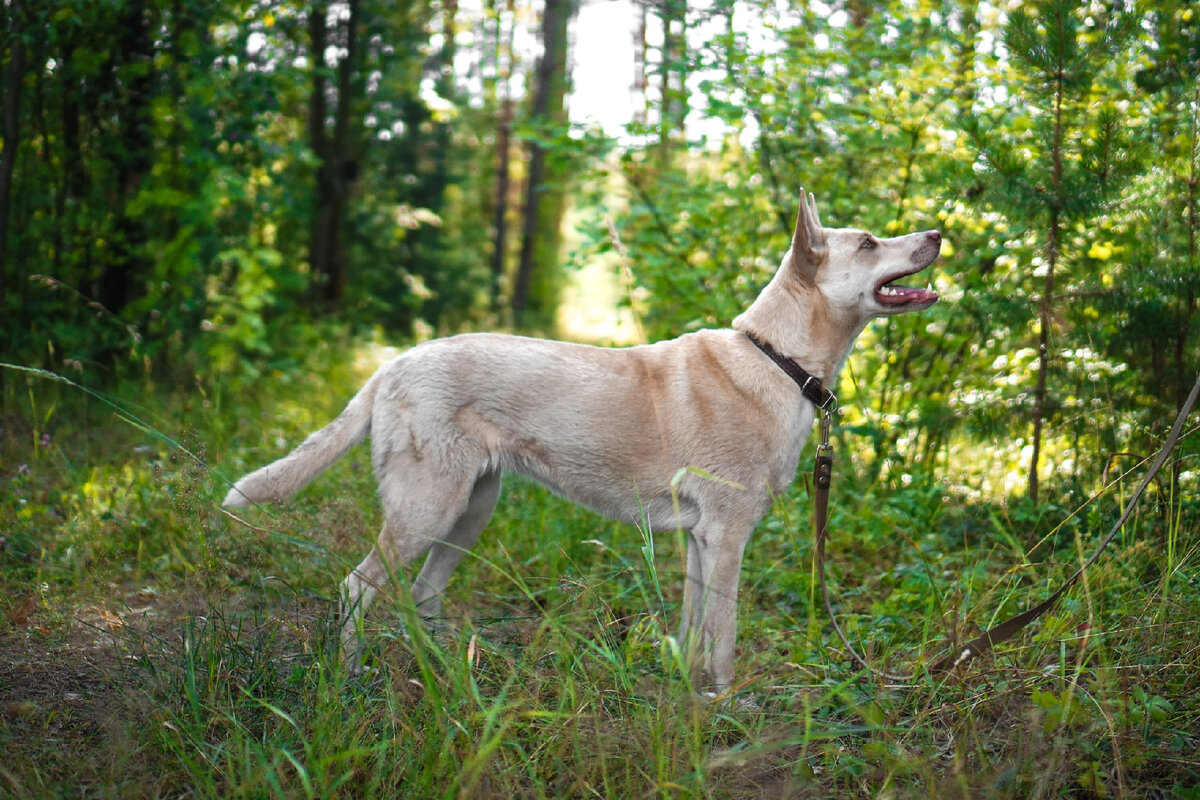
[859,237,877,251]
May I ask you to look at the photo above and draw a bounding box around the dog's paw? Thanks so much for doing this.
[342,658,380,682]
[700,690,761,711]
[340,644,370,678]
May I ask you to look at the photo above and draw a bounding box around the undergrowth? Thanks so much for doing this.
[1,343,1198,799]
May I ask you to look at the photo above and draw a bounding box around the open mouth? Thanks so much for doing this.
[874,269,939,308]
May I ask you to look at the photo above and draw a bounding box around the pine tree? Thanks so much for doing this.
[967,0,1134,504]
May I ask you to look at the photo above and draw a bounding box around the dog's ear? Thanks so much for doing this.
[789,189,829,281]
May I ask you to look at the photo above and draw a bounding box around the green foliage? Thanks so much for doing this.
[0,0,509,378]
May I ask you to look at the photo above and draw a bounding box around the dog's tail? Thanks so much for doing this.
[222,368,385,507]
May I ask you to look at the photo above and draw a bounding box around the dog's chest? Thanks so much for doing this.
[769,411,815,492]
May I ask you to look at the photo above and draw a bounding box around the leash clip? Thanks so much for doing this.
[814,408,834,490]
[817,407,833,454]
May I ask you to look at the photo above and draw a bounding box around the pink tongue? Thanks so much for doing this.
[878,285,938,305]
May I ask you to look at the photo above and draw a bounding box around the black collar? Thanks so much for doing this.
[744,332,835,410]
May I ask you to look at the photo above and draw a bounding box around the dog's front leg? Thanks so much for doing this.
[686,523,750,694]
[679,533,704,645]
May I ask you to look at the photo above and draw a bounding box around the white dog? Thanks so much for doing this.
[223,190,940,692]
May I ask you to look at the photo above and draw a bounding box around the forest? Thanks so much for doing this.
[1,0,1199,796]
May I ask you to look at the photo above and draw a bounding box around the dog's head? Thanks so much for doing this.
[788,190,940,318]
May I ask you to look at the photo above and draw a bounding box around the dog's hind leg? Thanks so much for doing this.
[339,454,479,672]
[410,469,501,620]
[340,544,390,670]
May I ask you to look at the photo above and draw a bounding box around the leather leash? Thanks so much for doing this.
[930,371,1200,673]
[813,407,913,682]
[813,370,1200,680]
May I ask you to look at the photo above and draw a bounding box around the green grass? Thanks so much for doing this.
[2,345,1199,799]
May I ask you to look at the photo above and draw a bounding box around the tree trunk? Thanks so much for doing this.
[58,30,83,275]
[491,96,513,311]
[1028,57,1067,506]
[1028,244,1053,505]
[488,0,514,312]
[308,0,329,298]
[512,131,547,320]
[1177,88,1198,411]
[98,0,155,316]
[0,0,25,309]
[656,0,687,164]
[634,2,648,125]
[308,0,361,310]
[512,0,572,326]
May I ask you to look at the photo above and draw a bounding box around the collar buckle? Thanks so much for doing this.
[746,332,836,412]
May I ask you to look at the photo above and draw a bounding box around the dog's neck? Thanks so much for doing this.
[732,269,868,390]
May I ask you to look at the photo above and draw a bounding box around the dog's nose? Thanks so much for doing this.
[926,230,941,243]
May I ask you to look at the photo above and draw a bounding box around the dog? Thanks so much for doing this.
[222,190,941,693]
